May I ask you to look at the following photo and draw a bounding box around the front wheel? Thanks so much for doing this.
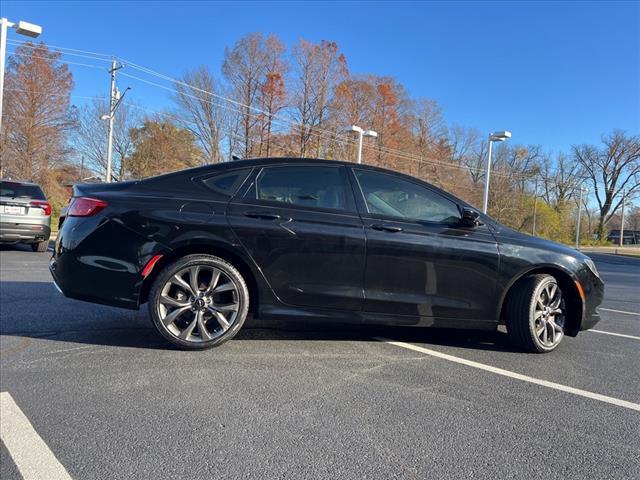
[148,254,250,350]
[505,274,566,353]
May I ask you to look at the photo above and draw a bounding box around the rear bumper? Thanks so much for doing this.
[0,222,50,243]
[49,216,167,310]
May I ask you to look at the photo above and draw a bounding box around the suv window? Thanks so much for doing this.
[201,169,251,198]
[0,182,46,200]
[251,166,347,211]
[355,170,461,224]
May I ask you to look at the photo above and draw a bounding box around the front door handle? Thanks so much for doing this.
[371,223,403,233]
[244,211,281,220]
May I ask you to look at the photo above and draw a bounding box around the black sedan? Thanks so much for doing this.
[50,158,604,353]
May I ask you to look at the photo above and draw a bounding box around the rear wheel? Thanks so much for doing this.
[148,254,249,350]
[505,274,565,353]
[31,240,48,252]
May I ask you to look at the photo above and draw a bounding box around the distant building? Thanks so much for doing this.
[607,229,640,245]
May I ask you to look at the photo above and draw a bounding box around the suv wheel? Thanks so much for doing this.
[31,240,49,252]
[505,274,565,353]
[148,254,249,350]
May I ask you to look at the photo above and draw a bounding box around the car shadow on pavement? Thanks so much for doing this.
[0,280,520,353]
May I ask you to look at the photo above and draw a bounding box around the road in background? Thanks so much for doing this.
[1,245,638,479]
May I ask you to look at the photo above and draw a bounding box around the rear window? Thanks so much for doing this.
[201,169,251,198]
[0,182,46,200]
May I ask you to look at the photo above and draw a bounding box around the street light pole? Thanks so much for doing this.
[482,131,511,214]
[575,187,585,249]
[345,125,378,164]
[532,179,538,236]
[619,189,626,247]
[0,17,42,135]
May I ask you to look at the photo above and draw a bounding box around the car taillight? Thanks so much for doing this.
[30,200,52,216]
[68,197,108,217]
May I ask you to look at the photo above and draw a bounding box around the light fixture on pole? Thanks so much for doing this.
[482,130,511,214]
[0,18,42,135]
[345,125,378,164]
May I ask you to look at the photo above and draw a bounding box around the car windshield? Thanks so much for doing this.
[0,182,46,200]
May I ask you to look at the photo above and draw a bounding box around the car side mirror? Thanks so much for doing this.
[460,208,483,227]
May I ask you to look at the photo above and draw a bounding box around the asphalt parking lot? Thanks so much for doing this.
[1,245,638,479]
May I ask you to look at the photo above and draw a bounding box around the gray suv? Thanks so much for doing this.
[0,180,52,252]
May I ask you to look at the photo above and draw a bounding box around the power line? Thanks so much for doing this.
[7,50,107,70]
[6,39,112,61]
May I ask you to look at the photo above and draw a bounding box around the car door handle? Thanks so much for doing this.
[244,211,281,220]
[371,223,403,233]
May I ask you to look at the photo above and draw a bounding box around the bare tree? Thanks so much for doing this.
[291,39,347,157]
[173,66,223,164]
[541,152,584,209]
[222,32,279,158]
[573,130,640,238]
[73,97,141,181]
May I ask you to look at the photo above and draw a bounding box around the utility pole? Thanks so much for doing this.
[575,187,585,249]
[619,189,626,247]
[532,179,538,236]
[103,58,127,183]
[106,58,118,183]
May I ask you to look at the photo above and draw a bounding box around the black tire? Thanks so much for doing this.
[31,240,49,252]
[504,274,565,353]
[148,254,250,350]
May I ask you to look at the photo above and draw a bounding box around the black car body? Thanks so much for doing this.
[50,158,603,351]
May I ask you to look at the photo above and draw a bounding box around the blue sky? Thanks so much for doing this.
[3,0,639,153]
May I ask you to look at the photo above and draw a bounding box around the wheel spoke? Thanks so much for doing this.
[208,307,231,331]
[196,310,212,340]
[213,282,236,294]
[548,284,557,302]
[171,273,194,296]
[179,314,198,340]
[216,302,239,312]
[541,323,548,344]
[535,324,545,336]
[534,310,544,320]
[205,268,221,294]
[189,266,201,294]
[162,305,190,327]
[160,294,189,308]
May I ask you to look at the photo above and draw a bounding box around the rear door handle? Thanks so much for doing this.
[371,223,403,233]
[244,211,281,220]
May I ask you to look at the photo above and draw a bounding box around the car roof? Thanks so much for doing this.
[0,179,41,186]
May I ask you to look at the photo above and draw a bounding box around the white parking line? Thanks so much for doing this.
[600,308,640,316]
[375,338,640,412]
[589,329,640,340]
[0,392,72,480]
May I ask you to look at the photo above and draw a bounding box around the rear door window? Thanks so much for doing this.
[249,166,349,212]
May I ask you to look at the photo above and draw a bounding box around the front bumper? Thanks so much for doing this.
[579,273,604,332]
[0,222,50,243]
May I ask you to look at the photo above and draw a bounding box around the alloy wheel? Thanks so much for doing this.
[157,265,240,343]
[533,280,564,348]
